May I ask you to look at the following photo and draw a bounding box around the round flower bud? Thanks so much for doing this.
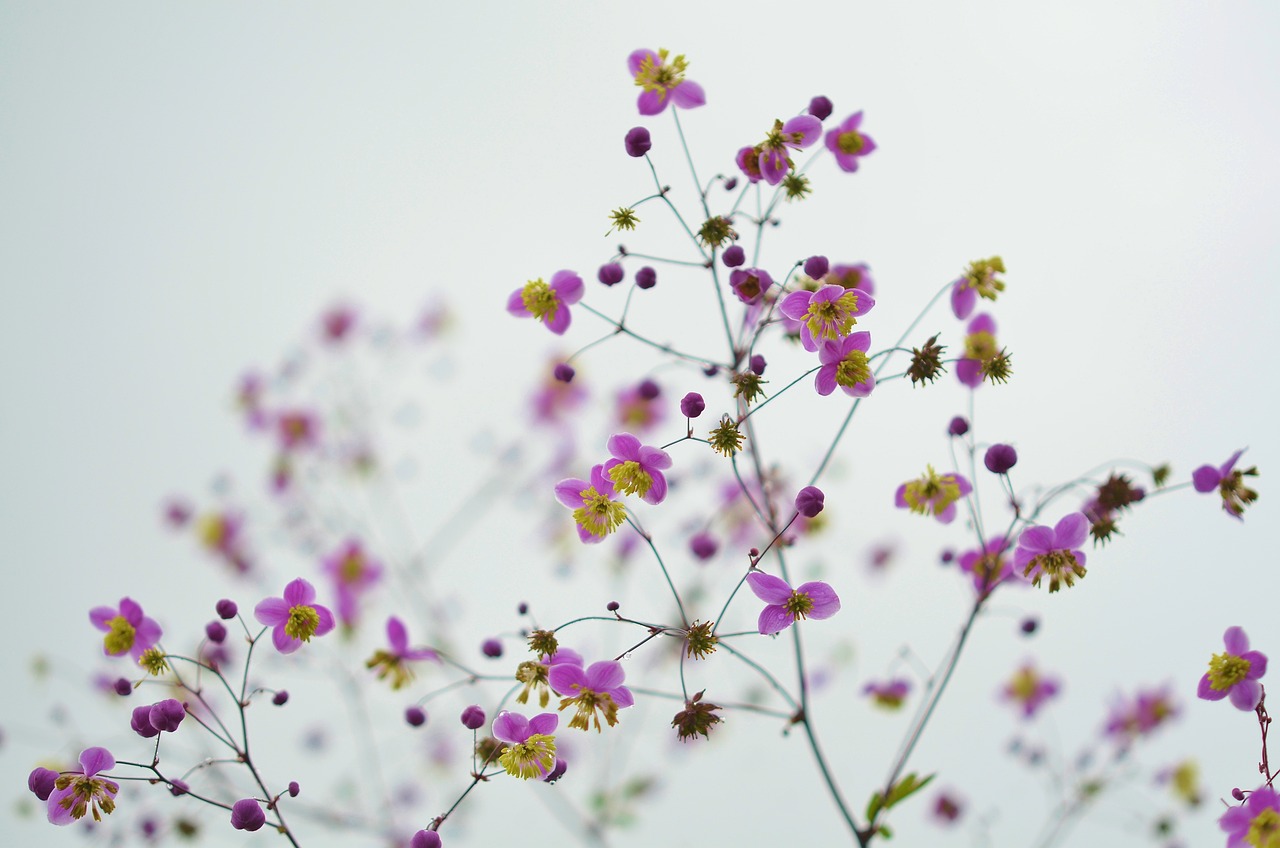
[1020,617,1039,635]
[517,602,529,615]
[405,706,427,727]
[287,781,300,797]
[149,698,186,733]
[553,364,575,383]
[231,798,266,832]
[680,392,705,418]
[28,767,58,801]
[795,486,825,518]
[113,677,133,696]
[689,532,718,561]
[606,600,620,612]
[1233,787,1246,801]
[984,444,1018,474]
[702,364,719,377]
[803,255,830,279]
[168,779,189,796]
[721,245,746,267]
[948,416,970,437]
[216,599,238,620]
[723,177,738,191]
[940,548,955,563]
[411,830,443,848]
[272,690,289,706]
[808,95,834,121]
[638,379,660,400]
[460,705,486,730]
[131,705,161,738]
[635,266,657,289]
[597,262,624,286]
[624,126,652,158]
[749,354,767,375]
[481,638,503,658]
[205,621,227,644]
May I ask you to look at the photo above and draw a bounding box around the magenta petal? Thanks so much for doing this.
[815,366,837,396]
[528,712,559,736]
[937,502,957,524]
[607,432,641,460]
[1019,525,1056,554]
[1197,673,1227,700]
[584,660,626,692]
[956,358,983,387]
[119,598,143,625]
[254,597,290,626]
[89,606,116,630]
[843,373,874,398]
[782,114,822,147]
[1191,464,1220,492]
[1221,449,1246,475]
[746,572,793,604]
[545,305,571,335]
[1229,679,1261,711]
[637,89,665,115]
[506,289,529,317]
[313,605,336,636]
[798,582,841,619]
[643,472,668,505]
[549,647,583,667]
[638,445,672,469]
[79,747,115,777]
[548,663,586,695]
[951,281,976,320]
[1244,651,1268,678]
[779,290,812,320]
[1224,626,1250,655]
[387,617,409,653]
[846,330,872,352]
[627,49,657,76]
[493,710,530,743]
[550,270,584,304]
[283,578,316,607]
[758,604,793,635]
[135,618,162,648]
[47,787,76,825]
[968,313,997,335]
[671,80,705,109]
[554,478,589,509]
[272,626,300,654]
[1053,513,1089,548]
[894,483,908,508]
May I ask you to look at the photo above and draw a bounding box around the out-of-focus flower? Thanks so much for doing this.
[253,579,336,654]
[515,648,583,708]
[615,379,664,434]
[1105,685,1179,743]
[366,616,440,690]
[745,572,840,635]
[319,304,357,344]
[1001,662,1059,719]
[628,48,705,115]
[863,678,911,710]
[321,539,383,628]
[825,111,876,172]
[506,270,584,335]
[624,126,651,157]
[895,467,972,524]
[89,599,162,664]
[1014,513,1088,593]
[1219,784,1280,847]
[956,313,1000,388]
[931,790,965,825]
[275,410,320,452]
[1197,626,1267,711]
[950,256,1006,320]
[1192,449,1259,520]
[957,537,1018,595]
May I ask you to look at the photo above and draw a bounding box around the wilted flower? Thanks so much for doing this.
[672,691,723,741]
[46,747,119,825]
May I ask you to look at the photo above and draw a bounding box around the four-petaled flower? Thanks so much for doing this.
[745,572,841,635]
[1104,685,1179,743]
[492,710,559,779]
[895,467,972,524]
[507,270,585,336]
[629,48,705,116]
[366,616,441,690]
[780,284,875,351]
[1014,513,1088,593]
[950,256,1006,320]
[825,111,877,172]
[90,598,162,664]
[739,115,823,186]
[47,747,119,825]
[1221,784,1280,848]
[815,332,876,398]
[555,465,627,543]
[516,647,583,708]
[1001,662,1060,719]
[603,433,673,505]
[548,660,635,731]
[863,678,911,710]
[957,536,1019,595]
[254,578,336,654]
[1197,626,1267,711]
[321,539,383,628]
[1192,448,1259,520]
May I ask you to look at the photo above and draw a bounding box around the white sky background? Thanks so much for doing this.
[2,2,1279,847]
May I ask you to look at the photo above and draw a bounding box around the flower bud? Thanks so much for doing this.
[723,177,738,191]
[597,262,624,286]
[113,677,133,696]
[168,779,189,796]
[216,599,238,619]
[272,690,289,706]
[749,354,767,375]
[405,706,427,727]
[606,600,620,612]
[28,767,58,801]
[680,392,705,418]
[948,416,970,436]
[803,255,829,279]
[481,638,503,658]
[624,126,651,158]
[637,379,660,400]
[808,95,834,121]
[795,486,825,518]
[721,245,746,267]
[288,781,300,797]
[412,830,443,848]
[689,532,718,561]
[460,705,486,730]
[635,266,657,289]
[131,705,161,738]
[984,444,1018,474]
[149,698,186,733]
[205,621,227,644]
[231,798,266,832]
[553,364,575,383]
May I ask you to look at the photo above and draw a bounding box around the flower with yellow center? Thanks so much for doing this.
[491,711,560,780]
[895,466,973,524]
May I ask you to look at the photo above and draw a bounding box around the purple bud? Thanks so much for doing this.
[149,698,186,733]
[272,690,289,706]
[28,767,58,801]
[795,486,825,518]
[411,830,443,848]
[460,705,486,730]
[205,621,227,644]
[702,364,719,377]
[216,599,238,619]
[543,757,568,783]
[168,779,189,796]
[940,548,955,563]
[231,798,266,832]
[624,126,652,158]
[1020,617,1039,635]
[113,677,133,696]
[689,532,718,561]
[680,392,705,418]
[606,600,621,612]
[803,255,830,279]
[405,706,427,727]
[637,379,660,400]
[722,245,746,267]
[749,354,767,375]
[481,638,503,658]
[553,364,575,383]
[597,262,624,286]
[984,444,1018,474]
[1233,787,1246,801]
[635,266,657,289]
[948,416,970,437]
[723,177,738,191]
[131,705,161,738]
[517,602,529,615]
[808,95,834,121]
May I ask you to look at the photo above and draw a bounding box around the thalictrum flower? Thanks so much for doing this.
[950,256,1007,320]
[1105,685,1179,743]
[1220,784,1280,848]
[815,332,875,398]
[827,262,875,296]
[46,747,119,825]
[411,830,443,848]
[515,647,583,708]
[956,313,999,387]
[506,270,584,335]
[615,379,664,434]
[863,678,911,710]
[628,48,705,115]
[728,267,773,304]
[254,578,336,654]
[747,115,823,186]
[604,433,672,504]
[275,410,320,452]
[89,598,162,664]
[555,465,627,543]
[745,572,841,635]
[548,660,635,731]
[1014,513,1088,592]
[895,467,972,524]
[491,710,559,779]
[825,111,876,172]
[956,536,1019,595]
[1192,449,1259,520]
[1197,626,1267,711]
[780,284,875,351]
[320,539,383,628]
[366,616,441,690]
[1001,662,1060,719]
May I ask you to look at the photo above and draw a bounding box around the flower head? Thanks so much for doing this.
[1105,685,1179,743]
[1014,513,1088,592]
[950,256,1006,320]
[548,660,635,732]
[728,267,773,304]
[366,616,441,690]
[815,331,875,398]
[1221,784,1280,848]
[895,467,972,524]
[604,433,673,505]
[1193,449,1259,520]
[863,678,911,710]
[1001,662,1060,719]
[515,647,583,708]
[956,313,1000,388]
[672,690,722,741]
[47,747,119,825]
[253,578,336,654]
[746,572,840,635]
[743,115,823,186]
[89,598,162,664]
[824,111,876,172]
[555,465,627,543]
[780,284,875,351]
[1197,626,1267,711]
[957,537,1018,595]
[629,48,705,115]
[492,710,559,779]
[321,539,383,628]
[506,270,584,335]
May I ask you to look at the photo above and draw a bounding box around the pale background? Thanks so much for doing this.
[2,2,1278,847]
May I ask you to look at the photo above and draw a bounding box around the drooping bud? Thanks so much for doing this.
[624,126,651,158]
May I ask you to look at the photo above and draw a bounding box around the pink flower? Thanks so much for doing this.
[780,284,875,351]
[549,660,635,731]
[895,467,972,524]
[366,616,440,690]
[825,111,876,172]
[320,539,383,628]
[742,115,823,186]
[956,536,1019,595]
[254,578,336,654]
[1014,513,1088,593]
[745,572,841,635]
[863,678,911,709]
[1192,448,1259,520]
[507,270,584,335]
[1197,626,1267,711]
[1105,685,1179,743]
[46,747,119,825]
[815,332,875,398]
[275,410,320,452]
[1001,662,1059,719]
[555,465,627,544]
[628,49,705,116]
[603,433,672,505]
[1221,785,1280,848]
[956,313,999,388]
[89,598,162,664]
[492,710,560,779]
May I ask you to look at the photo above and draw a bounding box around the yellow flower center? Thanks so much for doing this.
[339,553,367,583]
[366,650,413,690]
[498,733,557,780]
[103,615,136,656]
[285,605,321,642]
[139,647,169,676]
[633,49,688,96]
[783,590,815,620]
[805,290,860,342]
[1009,667,1041,701]
[520,279,558,322]
[1247,808,1280,848]
[560,688,620,732]
[197,514,229,549]
[1207,651,1252,691]
[1024,549,1087,593]
[515,661,552,707]
[837,131,865,155]
[835,350,872,389]
[902,466,962,517]
[608,461,653,498]
[53,774,119,822]
[965,330,998,361]
[571,487,626,539]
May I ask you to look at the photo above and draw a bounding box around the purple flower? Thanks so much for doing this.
[367,616,441,690]
[1014,513,1088,592]
[957,537,1019,595]
[895,467,972,524]
[555,465,627,543]
[89,598,162,664]
[689,531,718,561]
[230,798,265,832]
[750,115,823,185]
[1105,685,1178,742]
[680,392,705,418]
[615,380,664,434]
[728,267,773,304]
[603,433,672,505]
[411,830,443,848]
[1001,662,1059,719]
[863,678,911,710]
[492,710,559,779]
[253,578,336,654]
[780,284,875,351]
[956,313,998,388]
[46,747,119,825]
[745,572,841,635]
[320,539,383,628]
[950,257,1006,320]
[795,486,825,518]
[815,331,875,398]
[827,262,875,296]
[1192,448,1259,520]
[506,270,585,335]
[516,647,583,708]
[1198,627,1267,711]
[825,111,876,172]
[628,49,705,115]
[624,126,651,157]
[1221,784,1280,848]
[548,660,635,731]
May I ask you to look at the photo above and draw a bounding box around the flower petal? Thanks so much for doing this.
[313,604,336,636]
[1229,679,1261,711]
[637,89,665,115]
[387,617,409,654]
[1053,513,1089,548]
[746,572,792,604]
[550,270,584,304]
[670,80,705,109]
[1224,626,1250,655]
[1243,650,1268,679]
[492,710,529,744]
[757,604,793,635]
[283,578,316,607]
[797,582,841,620]
[606,433,641,461]
[119,598,144,626]
[1197,673,1228,700]
[548,663,586,695]
[584,660,626,692]
[528,712,559,736]
[506,288,529,317]
[89,606,117,631]
[272,626,301,654]
[254,597,290,626]
[79,746,115,777]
